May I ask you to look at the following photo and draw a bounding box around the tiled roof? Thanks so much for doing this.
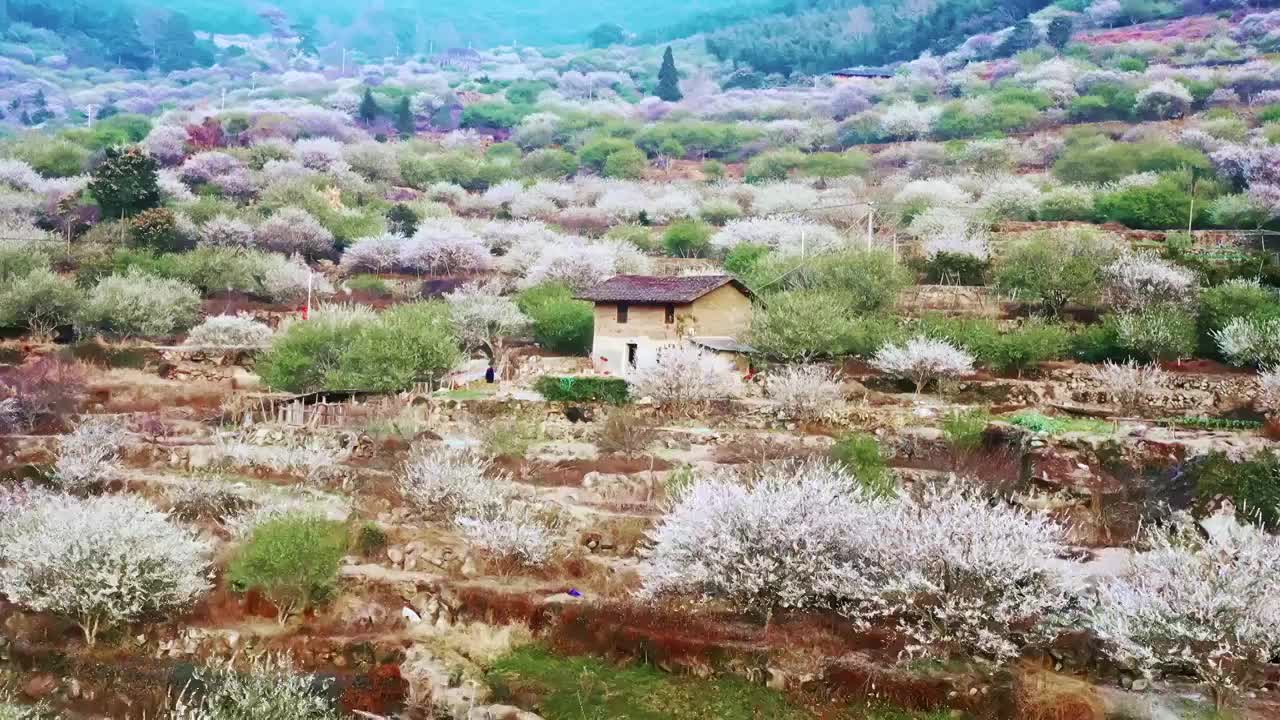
[576,275,750,304]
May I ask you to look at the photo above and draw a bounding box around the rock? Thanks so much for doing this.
[1130,678,1149,692]
[387,548,404,565]
[766,667,787,691]
[22,674,57,700]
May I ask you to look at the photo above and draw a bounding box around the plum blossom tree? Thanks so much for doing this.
[198,215,255,248]
[1089,360,1167,416]
[50,416,129,493]
[399,221,492,274]
[766,365,845,422]
[1214,316,1280,367]
[340,232,403,273]
[1259,367,1280,415]
[1104,253,1198,310]
[629,344,742,412]
[443,280,531,378]
[837,481,1077,664]
[183,315,273,347]
[872,337,975,394]
[642,461,880,620]
[1090,520,1280,709]
[455,509,557,570]
[0,494,211,645]
[169,654,339,719]
[1135,80,1194,120]
[256,208,335,259]
[143,124,190,165]
[398,445,507,520]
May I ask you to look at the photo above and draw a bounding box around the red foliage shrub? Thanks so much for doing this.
[0,357,85,433]
[186,118,225,151]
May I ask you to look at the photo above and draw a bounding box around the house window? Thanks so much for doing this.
[664,304,675,324]
[626,343,638,367]
[617,303,629,323]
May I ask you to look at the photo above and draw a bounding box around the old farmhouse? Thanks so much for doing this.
[576,274,755,377]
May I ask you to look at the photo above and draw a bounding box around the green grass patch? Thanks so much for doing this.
[534,375,629,404]
[1006,411,1112,435]
[437,387,496,401]
[487,646,955,720]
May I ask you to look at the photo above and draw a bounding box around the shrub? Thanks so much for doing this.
[0,358,84,433]
[994,231,1118,315]
[1117,305,1198,362]
[520,149,579,179]
[49,416,128,493]
[199,215,255,248]
[1182,450,1280,529]
[0,267,82,336]
[1260,368,1280,416]
[766,365,844,422]
[171,654,339,719]
[456,511,557,569]
[829,433,892,497]
[400,221,491,274]
[1214,316,1280,367]
[257,302,459,393]
[399,446,507,519]
[184,315,273,347]
[1105,253,1198,310]
[88,146,161,219]
[516,284,594,355]
[534,375,629,404]
[1197,279,1280,356]
[596,408,657,456]
[579,137,641,173]
[629,345,742,412]
[77,272,201,339]
[602,146,648,179]
[943,408,991,451]
[749,292,899,361]
[991,320,1072,375]
[0,494,210,645]
[871,336,975,393]
[129,208,191,252]
[662,220,713,258]
[227,515,347,623]
[256,208,336,259]
[1135,80,1193,120]
[1096,178,1197,230]
[1090,360,1167,415]
[641,461,878,619]
[1090,521,1280,709]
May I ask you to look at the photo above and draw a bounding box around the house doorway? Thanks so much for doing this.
[626,343,638,368]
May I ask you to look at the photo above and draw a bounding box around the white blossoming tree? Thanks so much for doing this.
[766,365,845,422]
[1089,360,1167,416]
[840,482,1077,664]
[1259,367,1280,416]
[871,336,975,394]
[0,494,211,645]
[398,445,508,520]
[444,281,531,379]
[1104,253,1197,310]
[50,416,129,493]
[629,344,742,413]
[641,461,879,621]
[1090,521,1280,709]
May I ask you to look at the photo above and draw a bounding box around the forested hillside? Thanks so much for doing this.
[137,0,745,51]
[698,0,1056,76]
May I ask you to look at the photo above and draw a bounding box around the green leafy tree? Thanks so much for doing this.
[228,515,347,623]
[88,146,161,219]
[589,22,626,48]
[358,88,381,126]
[994,231,1118,316]
[394,96,414,138]
[517,283,594,355]
[1047,16,1074,51]
[386,203,420,236]
[656,46,683,102]
[663,220,713,257]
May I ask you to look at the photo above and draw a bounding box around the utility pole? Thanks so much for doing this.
[220,87,226,111]
[85,104,95,128]
[341,47,347,75]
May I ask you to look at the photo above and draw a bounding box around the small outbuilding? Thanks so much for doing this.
[577,274,755,377]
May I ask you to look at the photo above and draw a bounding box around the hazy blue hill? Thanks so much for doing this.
[141,0,748,49]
